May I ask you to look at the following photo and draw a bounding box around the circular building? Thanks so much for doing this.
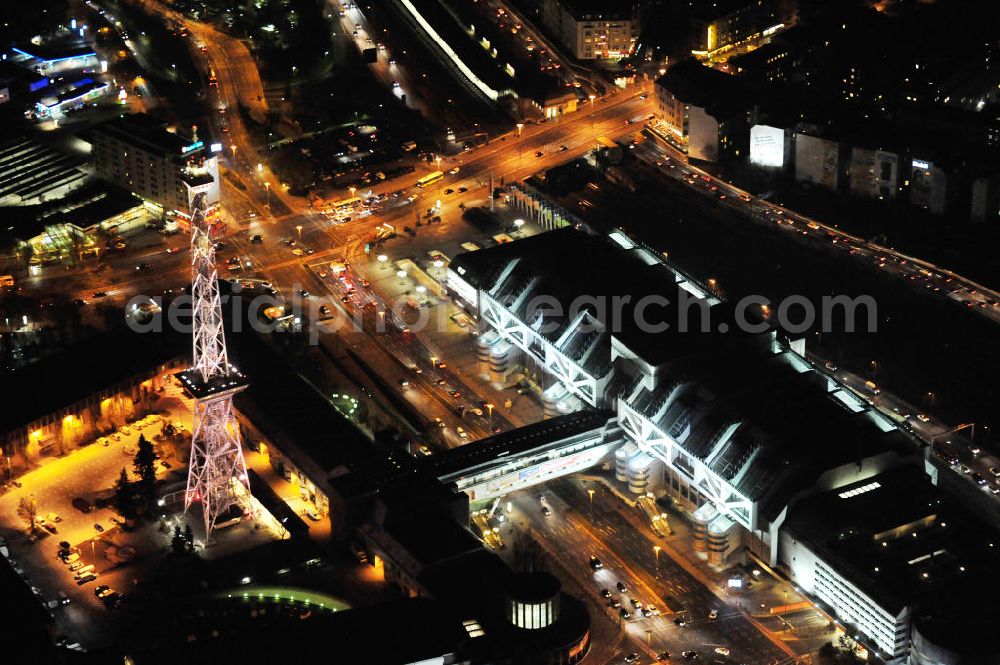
[503,571,590,665]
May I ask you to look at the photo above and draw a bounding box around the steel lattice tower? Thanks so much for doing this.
[180,193,254,540]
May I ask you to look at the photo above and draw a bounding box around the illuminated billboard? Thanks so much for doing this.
[750,125,784,168]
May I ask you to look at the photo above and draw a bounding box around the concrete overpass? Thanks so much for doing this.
[423,410,622,502]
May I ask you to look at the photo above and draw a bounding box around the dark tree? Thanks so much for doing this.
[132,434,158,510]
[170,526,187,555]
[113,468,135,521]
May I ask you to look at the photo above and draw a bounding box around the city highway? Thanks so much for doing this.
[633,130,1000,326]
[23,82,653,306]
[333,1,437,119]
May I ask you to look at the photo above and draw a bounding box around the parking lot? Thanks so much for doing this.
[0,394,195,645]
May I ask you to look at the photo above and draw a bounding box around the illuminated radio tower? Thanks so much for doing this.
[180,192,254,540]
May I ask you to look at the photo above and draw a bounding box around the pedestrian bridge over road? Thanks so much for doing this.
[423,410,623,502]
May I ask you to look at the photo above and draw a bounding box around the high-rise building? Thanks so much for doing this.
[90,113,219,220]
[540,0,639,60]
[654,59,750,162]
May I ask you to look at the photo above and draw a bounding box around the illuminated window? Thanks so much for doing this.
[463,619,486,638]
[838,481,881,499]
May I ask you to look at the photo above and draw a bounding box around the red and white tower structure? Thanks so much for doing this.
[179,192,254,540]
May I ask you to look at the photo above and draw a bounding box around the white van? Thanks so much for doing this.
[74,564,95,578]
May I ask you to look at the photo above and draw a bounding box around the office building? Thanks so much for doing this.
[541,0,639,60]
[90,113,220,219]
[848,146,899,201]
[793,128,840,191]
[691,0,780,57]
[1,326,184,469]
[780,467,1000,663]
[655,59,750,161]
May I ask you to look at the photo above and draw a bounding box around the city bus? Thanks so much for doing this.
[416,171,444,188]
[328,196,361,213]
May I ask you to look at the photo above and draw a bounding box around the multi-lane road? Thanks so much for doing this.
[22,84,654,307]
[509,478,802,665]
[632,131,1000,326]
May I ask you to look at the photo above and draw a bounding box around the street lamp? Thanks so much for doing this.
[654,545,661,576]
[485,402,494,428]
[587,488,595,522]
[435,155,441,171]
[377,254,388,270]
[296,224,303,239]
[264,181,271,209]
[396,269,407,285]
[516,122,523,137]
[349,186,356,198]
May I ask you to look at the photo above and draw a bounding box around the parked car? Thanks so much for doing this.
[616,581,627,593]
[76,572,98,585]
[589,556,603,570]
[74,563,96,576]
[708,609,718,620]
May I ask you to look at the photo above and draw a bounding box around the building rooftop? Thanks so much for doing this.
[229,331,374,475]
[37,76,109,109]
[0,135,86,206]
[90,113,203,161]
[555,0,637,21]
[0,325,185,434]
[784,467,1000,617]
[450,228,763,375]
[656,58,745,110]
[2,180,143,244]
[425,409,614,480]
[123,596,470,665]
[12,41,96,64]
[626,344,916,520]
